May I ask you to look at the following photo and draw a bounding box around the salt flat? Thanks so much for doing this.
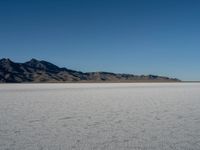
[0,83,200,150]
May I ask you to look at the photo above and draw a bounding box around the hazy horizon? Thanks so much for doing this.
[1,0,200,81]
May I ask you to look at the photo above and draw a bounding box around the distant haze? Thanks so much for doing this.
[0,0,200,81]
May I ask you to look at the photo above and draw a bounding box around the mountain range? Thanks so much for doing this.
[0,58,180,83]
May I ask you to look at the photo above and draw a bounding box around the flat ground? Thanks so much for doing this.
[0,83,200,150]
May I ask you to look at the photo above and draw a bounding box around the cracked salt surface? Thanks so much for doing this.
[0,83,200,150]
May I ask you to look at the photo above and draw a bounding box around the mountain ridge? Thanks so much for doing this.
[0,58,181,83]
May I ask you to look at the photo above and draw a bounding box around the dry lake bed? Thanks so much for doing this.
[0,83,200,150]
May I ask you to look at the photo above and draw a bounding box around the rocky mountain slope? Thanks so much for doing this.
[0,58,180,83]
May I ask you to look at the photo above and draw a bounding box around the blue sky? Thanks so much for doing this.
[0,0,200,81]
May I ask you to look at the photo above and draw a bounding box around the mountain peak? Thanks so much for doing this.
[24,58,61,72]
[25,58,44,68]
[26,58,40,64]
[30,58,39,61]
[0,58,12,64]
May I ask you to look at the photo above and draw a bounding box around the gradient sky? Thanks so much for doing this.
[0,0,200,81]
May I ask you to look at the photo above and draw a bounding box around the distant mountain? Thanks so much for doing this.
[0,58,181,83]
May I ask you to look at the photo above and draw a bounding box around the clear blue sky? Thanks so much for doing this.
[0,0,200,81]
